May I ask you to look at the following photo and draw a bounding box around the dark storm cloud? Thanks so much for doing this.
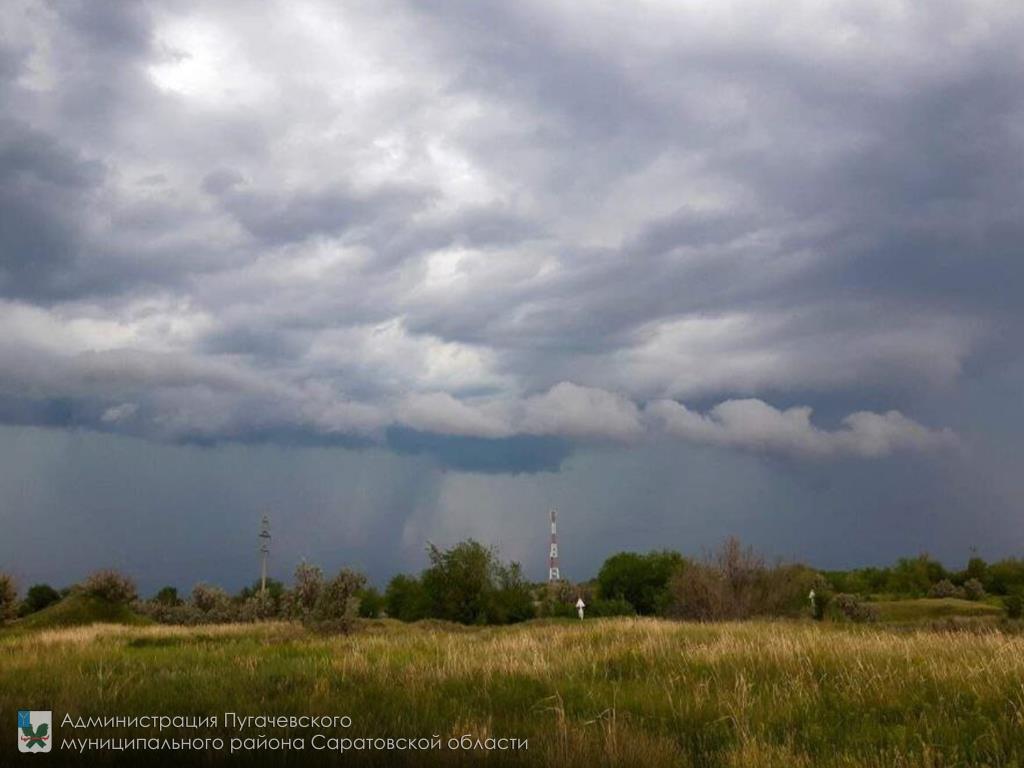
[1,0,1024,589]
[0,0,1020,463]
[0,121,105,299]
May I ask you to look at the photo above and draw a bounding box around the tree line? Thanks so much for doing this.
[4,539,1024,628]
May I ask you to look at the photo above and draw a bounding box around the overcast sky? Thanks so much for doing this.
[1,0,1023,593]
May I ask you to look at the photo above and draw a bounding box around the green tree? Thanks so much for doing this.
[887,555,945,596]
[984,559,1024,595]
[357,586,384,618]
[597,550,687,615]
[21,583,60,615]
[965,556,988,583]
[422,540,496,624]
[384,575,430,622]
[420,540,535,625]
[487,561,535,624]
[153,586,181,606]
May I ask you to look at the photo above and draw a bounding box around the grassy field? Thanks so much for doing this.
[3,613,1024,767]
[870,597,1004,623]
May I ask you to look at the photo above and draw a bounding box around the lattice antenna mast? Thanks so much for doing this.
[259,514,271,593]
[548,508,561,582]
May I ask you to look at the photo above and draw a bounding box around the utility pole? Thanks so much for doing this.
[548,508,560,582]
[259,514,271,593]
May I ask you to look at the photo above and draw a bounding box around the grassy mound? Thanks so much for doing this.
[14,592,151,630]
[872,597,1003,622]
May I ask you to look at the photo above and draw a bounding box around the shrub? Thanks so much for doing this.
[190,583,230,614]
[239,590,276,622]
[665,538,821,621]
[312,569,366,632]
[962,578,986,601]
[21,583,61,615]
[0,573,17,624]
[666,562,727,621]
[829,593,879,623]
[283,562,324,620]
[81,570,138,604]
[928,579,963,599]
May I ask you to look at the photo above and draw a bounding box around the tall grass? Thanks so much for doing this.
[2,618,1023,766]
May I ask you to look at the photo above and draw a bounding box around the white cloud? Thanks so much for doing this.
[646,398,957,458]
[520,382,644,440]
[395,392,511,439]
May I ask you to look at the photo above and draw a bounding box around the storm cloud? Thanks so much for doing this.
[1,0,1022,586]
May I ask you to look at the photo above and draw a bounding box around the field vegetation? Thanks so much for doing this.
[3,615,1024,766]
[4,540,1024,765]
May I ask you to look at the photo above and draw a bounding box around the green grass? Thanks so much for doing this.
[3,617,1024,766]
[13,593,152,631]
[870,597,1003,623]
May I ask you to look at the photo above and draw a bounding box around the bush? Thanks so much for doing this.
[666,562,726,621]
[283,562,324,620]
[21,583,61,615]
[239,590,276,622]
[928,579,963,599]
[537,580,593,618]
[0,573,17,624]
[190,583,230,614]
[665,538,821,621]
[829,593,879,623]
[80,570,138,604]
[962,578,986,601]
[312,569,366,632]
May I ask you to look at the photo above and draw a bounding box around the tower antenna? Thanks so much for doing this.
[259,514,271,593]
[548,508,561,582]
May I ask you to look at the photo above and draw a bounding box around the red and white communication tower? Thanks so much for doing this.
[548,508,561,582]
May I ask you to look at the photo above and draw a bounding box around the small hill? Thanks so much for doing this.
[872,597,1002,623]
[15,593,151,630]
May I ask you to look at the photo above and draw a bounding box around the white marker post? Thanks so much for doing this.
[576,597,586,620]
[808,589,816,615]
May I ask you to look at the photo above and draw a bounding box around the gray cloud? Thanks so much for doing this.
[0,0,1020,471]
[2,0,1024,592]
